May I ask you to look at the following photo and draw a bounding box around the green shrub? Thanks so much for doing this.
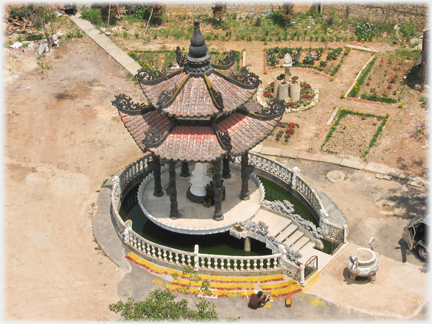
[400,23,417,40]
[80,8,104,26]
[355,21,375,41]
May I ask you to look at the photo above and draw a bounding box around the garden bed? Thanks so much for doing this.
[265,46,350,76]
[346,49,422,104]
[321,107,389,158]
[129,49,242,70]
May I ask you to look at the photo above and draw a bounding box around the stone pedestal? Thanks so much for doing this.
[273,78,281,97]
[289,81,300,102]
[278,82,289,101]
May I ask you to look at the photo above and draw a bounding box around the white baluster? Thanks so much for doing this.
[146,243,151,255]
[200,257,205,269]
[181,254,185,266]
[175,253,179,265]
[207,258,211,270]
[259,259,264,269]
[246,260,250,271]
[274,257,278,269]
[163,250,167,262]
[253,259,257,270]
[187,255,191,267]
[169,251,173,263]
[151,246,156,258]
[240,259,244,271]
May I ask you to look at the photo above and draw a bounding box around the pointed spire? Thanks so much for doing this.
[189,20,207,58]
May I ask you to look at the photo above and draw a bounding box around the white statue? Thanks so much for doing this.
[189,163,212,197]
[282,53,293,69]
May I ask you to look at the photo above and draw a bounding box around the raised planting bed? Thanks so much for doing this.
[129,49,242,71]
[265,46,350,76]
[321,107,389,158]
[346,50,421,104]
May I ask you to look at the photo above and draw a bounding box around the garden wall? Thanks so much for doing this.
[322,3,428,31]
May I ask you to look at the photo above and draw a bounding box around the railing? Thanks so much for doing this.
[247,153,345,243]
[111,178,282,273]
[110,152,346,282]
[331,228,344,255]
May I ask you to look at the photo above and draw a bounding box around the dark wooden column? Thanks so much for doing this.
[221,155,231,179]
[240,152,253,200]
[152,155,163,197]
[167,161,180,219]
[180,161,191,177]
[213,159,224,221]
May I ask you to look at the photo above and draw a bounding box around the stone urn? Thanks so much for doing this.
[347,247,379,283]
[273,73,285,97]
[289,76,300,102]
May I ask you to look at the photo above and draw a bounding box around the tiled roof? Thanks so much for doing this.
[118,108,281,161]
[140,71,255,118]
[151,126,226,162]
[119,110,171,152]
[217,112,280,156]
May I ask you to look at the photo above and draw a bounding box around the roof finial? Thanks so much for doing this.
[189,20,207,58]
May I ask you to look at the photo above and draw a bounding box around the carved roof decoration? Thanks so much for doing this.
[113,19,285,162]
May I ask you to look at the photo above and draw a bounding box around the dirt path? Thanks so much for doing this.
[5,36,144,320]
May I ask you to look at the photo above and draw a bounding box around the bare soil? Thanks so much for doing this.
[3,14,428,321]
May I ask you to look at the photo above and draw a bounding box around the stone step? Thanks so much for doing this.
[275,223,297,242]
[290,236,310,252]
[251,209,292,237]
[298,242,319,264]
[283,230,304,247]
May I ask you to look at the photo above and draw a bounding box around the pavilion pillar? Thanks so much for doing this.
[221,155,231,179]
[180,161,191,177]
[240,152,253,200]
[213,159,224,221]
[152,155,163,197]
[167,161,180,219]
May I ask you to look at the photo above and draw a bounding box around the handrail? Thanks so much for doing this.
[112,179,281,273]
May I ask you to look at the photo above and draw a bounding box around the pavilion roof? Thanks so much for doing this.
[112,20,285,162]
[116,98,284,162]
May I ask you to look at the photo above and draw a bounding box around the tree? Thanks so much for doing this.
[109,266,219,321]
[270,3,295,29]
[212,3,227,22]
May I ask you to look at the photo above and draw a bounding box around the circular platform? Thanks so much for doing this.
[137,163,263,235]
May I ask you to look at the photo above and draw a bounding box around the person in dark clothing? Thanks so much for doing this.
[248,291,269,309]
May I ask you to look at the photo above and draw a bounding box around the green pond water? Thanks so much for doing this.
[120,176,319,256]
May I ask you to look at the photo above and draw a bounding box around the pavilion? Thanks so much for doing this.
[112,20,285,223]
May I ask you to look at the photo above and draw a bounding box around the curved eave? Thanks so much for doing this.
[118,109,171,153]
[217,112,282,156]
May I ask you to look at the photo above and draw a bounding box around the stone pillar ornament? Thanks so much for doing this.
[292,166,300,188]
[222,155,231,179]
[123,219,132,245]
[167,161,180,219]
[240,153,253,200]
[194,244,199,271]
[319,209,329,235]
[152,155,163,197]
[213,159,224,221]
[180,161,191,177]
